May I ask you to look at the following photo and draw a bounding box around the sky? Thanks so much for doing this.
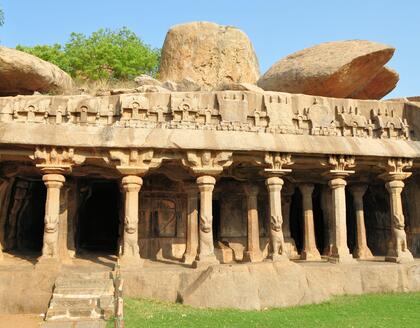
[1,0,419,98]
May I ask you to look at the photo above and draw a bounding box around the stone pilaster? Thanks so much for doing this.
[183,184,199,265]
[299,184,321,260]
[265,177,288,261]
[120,175,143,266]
[349,185,373,259]
[380,158,414,263]
[193,175,219,268]
[243,184,262,262]
[40,173,65,261]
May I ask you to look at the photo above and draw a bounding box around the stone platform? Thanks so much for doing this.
[0,254,419,313]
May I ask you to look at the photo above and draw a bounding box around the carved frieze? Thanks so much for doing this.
[263,152,293,176]
[0,91,412,141]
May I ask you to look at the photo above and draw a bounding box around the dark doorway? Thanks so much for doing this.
[212,199,221,242]
[77,180,121,252]
[5,180,46,253]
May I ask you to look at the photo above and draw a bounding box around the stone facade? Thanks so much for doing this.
[0,90,419,269]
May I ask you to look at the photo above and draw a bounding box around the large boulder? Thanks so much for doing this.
[257,40,395,98]
[159,21,260,90]
[0,46,73,96]
[349,66,399,99]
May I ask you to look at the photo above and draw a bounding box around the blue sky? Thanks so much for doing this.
[1,0,419,98]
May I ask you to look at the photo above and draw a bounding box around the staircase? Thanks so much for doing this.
[42,271,115,327]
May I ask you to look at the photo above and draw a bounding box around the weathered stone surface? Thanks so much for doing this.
[217,82,264,93]
[134,74,162,87]
[0,46,73,96]
[257,40,395,98]
[350,67,399,99]
[159,22,260,90]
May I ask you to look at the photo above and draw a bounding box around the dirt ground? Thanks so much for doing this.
[0,314,43,328]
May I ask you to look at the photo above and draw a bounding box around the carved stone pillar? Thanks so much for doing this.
[40,174,65,260]
[299,184,321,260]
[323,155,356,264]
[120,175,143,266]
[183,184,199,264]
[193,175,219,268]
[385,180,414,263]
[349,185,373,259]
[327,175,355,263]
[379,158,414,263]
[243,184,262,262]
[265,177,288,261]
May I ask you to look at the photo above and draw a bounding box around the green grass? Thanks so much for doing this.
[109,292,420,328]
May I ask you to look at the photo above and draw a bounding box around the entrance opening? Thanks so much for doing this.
[77,180,120,253]
[4,180,46,254]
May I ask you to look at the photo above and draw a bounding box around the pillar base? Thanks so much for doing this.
[266,253,289,262]
[328,252,356,264]
[301,248,322,261]
[385,251,414,264]
[192,255,219,269]
[353,246,374,260]
[119,255,144,268]
[182,253,197,265]
[36,256,61,268]
[243,250,263,263]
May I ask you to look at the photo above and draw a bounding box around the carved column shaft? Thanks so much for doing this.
[265,177,288,261]
[385,179,414,263]
[328,176,355,263]
[41,174,65,260]
[350,185,373,259]
[193,175,219,268]
[299,184,321,260]
[243,184,262,262]
[120,175,143,265]
[183,184,199,264]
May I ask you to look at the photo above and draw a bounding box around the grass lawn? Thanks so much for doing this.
[109,292,420,328]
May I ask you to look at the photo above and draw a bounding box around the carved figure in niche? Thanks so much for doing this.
[392,214,410,255]
[151,198,177,237]
[123,216,139,257]
[42,214,59,258]
[6,181,29,249]
[270,215,285,258]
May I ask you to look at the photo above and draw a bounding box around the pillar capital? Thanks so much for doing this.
[265,176,284,189]
[385,179,405,191]
[31,146,85,175]
[349,184,368,197]
[110,149,162,176]
[183,151,232,176]
[42,173,65,187]
[196,175,216,193]
[328,177,347,189]
[122,175,143,193]
[243,183,259,197]
[299,183,314,195]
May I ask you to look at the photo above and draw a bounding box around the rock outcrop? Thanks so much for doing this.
[0,46,73,96]
[257,40,395,99]
[159,21,260,90]
[350,66,399,99]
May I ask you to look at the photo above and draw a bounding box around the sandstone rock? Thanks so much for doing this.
[175,77,202,92]
[217,82,264,93]
[350,67,399,99]
[161,80,178,91]
[0,46,73,96]
[134,74,162,87]
[257,40,395,98]
[159,21,260,90]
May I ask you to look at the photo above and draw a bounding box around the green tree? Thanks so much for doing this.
[17,27,160,81]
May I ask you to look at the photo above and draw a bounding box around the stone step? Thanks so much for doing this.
[46,305,113,321]
[55,278,113,288]
[41,319,107,328]
[58,271,112,280]
[49,295,114,310]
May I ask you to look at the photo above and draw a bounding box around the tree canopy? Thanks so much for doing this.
[17,27,160,81]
